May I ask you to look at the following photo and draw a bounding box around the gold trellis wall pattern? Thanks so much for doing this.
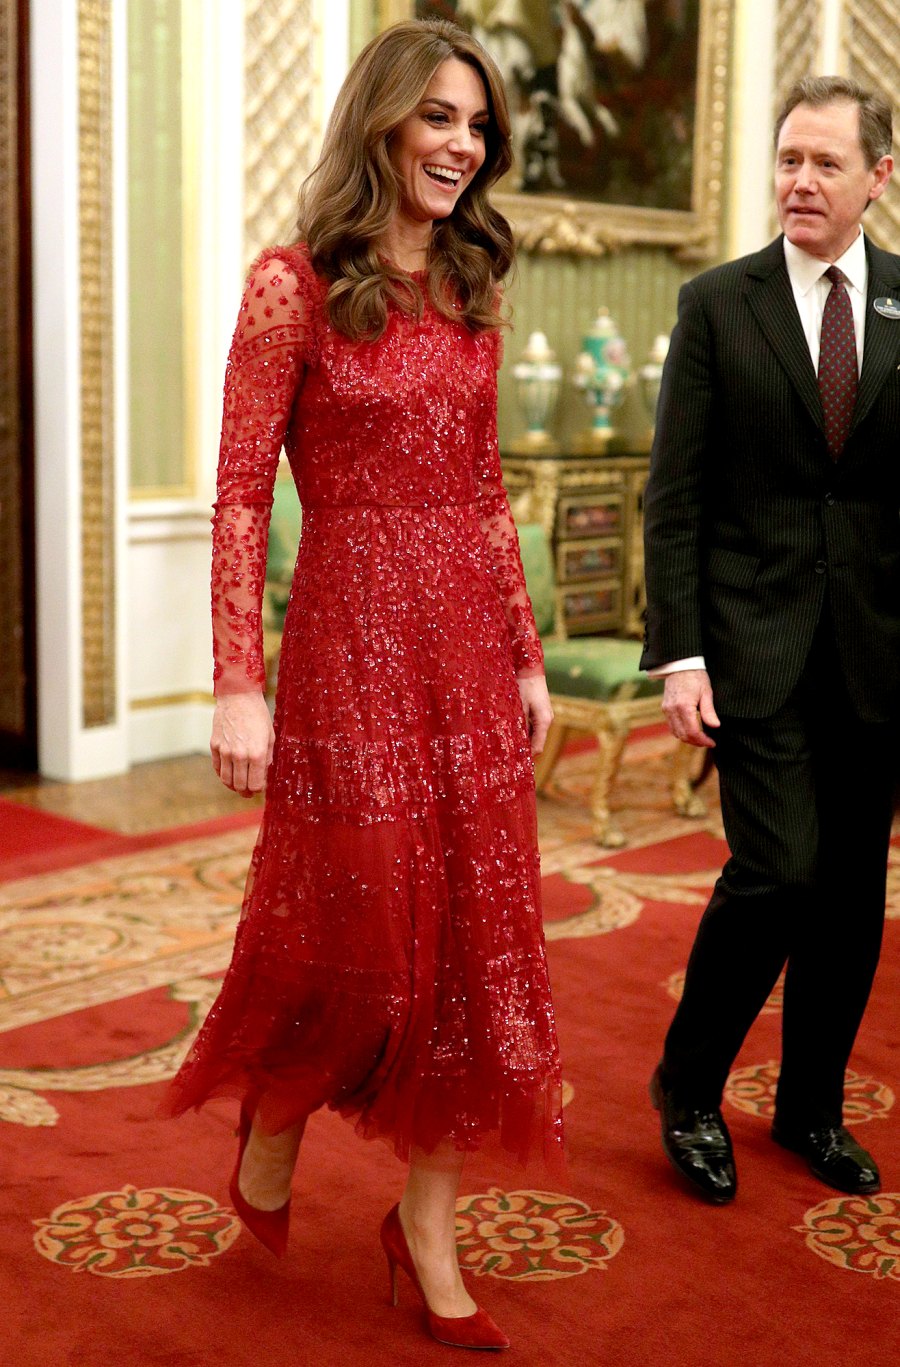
[0,0,26,736]
[770,0,821,236]
[244,0,321,265]
[773,0,820,109]
[79,0,117,728]
[846,0,900,252]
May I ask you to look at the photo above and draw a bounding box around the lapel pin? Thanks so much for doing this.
[874,296,900,319]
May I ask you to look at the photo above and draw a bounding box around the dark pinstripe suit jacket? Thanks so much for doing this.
[640,235,900,723]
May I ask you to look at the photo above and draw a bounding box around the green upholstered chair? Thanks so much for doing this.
[517,523,704,847]
[263,462,302,691]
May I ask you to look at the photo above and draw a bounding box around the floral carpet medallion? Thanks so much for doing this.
[454,1189,623,1282]
[796,1193,900,1281]
[33,1185,240,1277]
[724,1062,894,1124]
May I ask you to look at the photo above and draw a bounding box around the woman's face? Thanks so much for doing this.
[388,57,490,227]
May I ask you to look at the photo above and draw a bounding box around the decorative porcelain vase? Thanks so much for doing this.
[572,309,632,449]
[638,333,670,435]
[511,331,562,452]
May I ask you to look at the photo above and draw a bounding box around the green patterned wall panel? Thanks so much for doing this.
[497,247,692,451]
[128,0,187,495]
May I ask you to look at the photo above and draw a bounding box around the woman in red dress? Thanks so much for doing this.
[166,18,563,1350]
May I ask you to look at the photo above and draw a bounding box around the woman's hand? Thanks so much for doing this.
[517,673,553,757]
[210,691,275,797]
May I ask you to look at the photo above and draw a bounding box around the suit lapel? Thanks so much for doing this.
[850,241,900,437]
[744,240,825,435]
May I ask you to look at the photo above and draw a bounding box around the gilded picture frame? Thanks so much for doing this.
[373,0,731,259]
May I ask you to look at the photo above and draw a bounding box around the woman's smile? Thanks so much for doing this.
[389,57,489,226]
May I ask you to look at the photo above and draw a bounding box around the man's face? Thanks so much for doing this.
[775,100,892,262]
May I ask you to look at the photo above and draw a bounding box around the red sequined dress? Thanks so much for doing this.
[166,245,564,1170]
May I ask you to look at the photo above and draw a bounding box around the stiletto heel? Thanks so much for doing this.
[387,1253,399,1307]
[228,1103,291,1258]
[379,1204,509,1351]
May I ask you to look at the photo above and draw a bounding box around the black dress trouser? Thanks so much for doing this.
[663,611,897,1128]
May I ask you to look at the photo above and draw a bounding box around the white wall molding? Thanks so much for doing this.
[129,701,216,766]
[128,501,213,543]
[728,0,779,259]
[125,0,246,766]
[32,0,130,781]
[819,0,846,72]
[32,0,81,777]
[30,1,347,776]
[111,0,131,771]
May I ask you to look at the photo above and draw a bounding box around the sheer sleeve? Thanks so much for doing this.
[211,251,313,694]
[474,328,545,678]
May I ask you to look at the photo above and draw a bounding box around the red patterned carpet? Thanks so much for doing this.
[1,735,897,1366]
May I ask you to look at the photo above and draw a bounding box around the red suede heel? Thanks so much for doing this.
[380,1203,509,1351]
[228,1104,291,1258]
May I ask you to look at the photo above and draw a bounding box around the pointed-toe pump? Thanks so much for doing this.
[380,1203,509,1351]
[228,1104,291,1258]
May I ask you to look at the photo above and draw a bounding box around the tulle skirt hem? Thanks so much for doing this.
[161,1068,566,1181]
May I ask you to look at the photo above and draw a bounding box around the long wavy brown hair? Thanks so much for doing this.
[294,19,514,341]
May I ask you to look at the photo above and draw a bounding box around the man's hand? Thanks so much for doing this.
[210,691,275,796]
[517,674,554,757]
[661,668,720,749]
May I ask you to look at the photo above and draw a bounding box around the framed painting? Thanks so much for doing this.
[374,0,731,258]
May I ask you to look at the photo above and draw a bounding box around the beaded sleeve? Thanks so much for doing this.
[474,329,545,677]
[211,252,312,694]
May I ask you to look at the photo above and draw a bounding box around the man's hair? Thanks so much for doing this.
[774,75,893,167]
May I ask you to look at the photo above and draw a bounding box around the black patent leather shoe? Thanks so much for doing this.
[771,1121,880,1195]
[650,1065,737,1204]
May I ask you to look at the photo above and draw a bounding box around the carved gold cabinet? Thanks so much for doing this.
[502,451,650,638]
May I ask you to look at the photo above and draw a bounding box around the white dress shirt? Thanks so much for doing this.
[647,231,869,679]
[783,230,867,372]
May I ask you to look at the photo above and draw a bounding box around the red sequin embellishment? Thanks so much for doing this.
[169,246,563,1170]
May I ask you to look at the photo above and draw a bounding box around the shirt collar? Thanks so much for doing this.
[783,231,868,296]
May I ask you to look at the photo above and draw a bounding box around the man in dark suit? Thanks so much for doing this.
[641,76,899,1203]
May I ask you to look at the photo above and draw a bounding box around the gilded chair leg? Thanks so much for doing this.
[671,741,707,818]
[263,627,283,697]
[263,646,280,696]
[534,721,569,791]
[590,721,630,847]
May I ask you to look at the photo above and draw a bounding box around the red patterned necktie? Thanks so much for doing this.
[817,265,858,460]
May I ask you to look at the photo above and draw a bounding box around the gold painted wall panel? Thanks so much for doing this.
[244,0,321,263]
[773,0,820,106]
[127,0,188,495]
[0,0,26,735]
[769,0,820,236]
[846,0,900,252]
[79,0,116,728]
